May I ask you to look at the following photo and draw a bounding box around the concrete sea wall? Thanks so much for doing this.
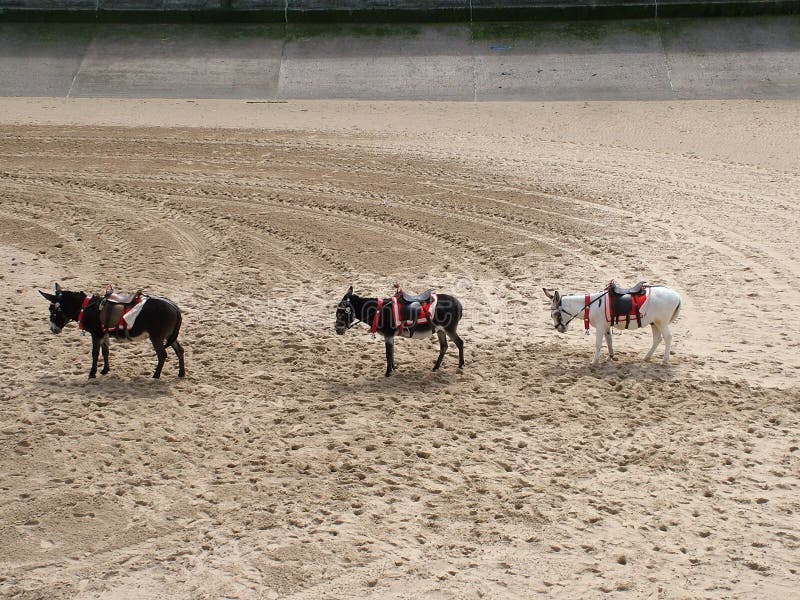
[2,0,799,22]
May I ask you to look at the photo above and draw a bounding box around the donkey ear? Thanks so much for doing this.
[40,290,57,302]
[54,282,62,293]
[542,287,554,299]
[346,286,353,296]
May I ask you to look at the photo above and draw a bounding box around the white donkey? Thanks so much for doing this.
[543,283,682,365]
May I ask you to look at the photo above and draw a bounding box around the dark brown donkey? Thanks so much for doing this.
[335,286,464,377]
[39,283,185,379]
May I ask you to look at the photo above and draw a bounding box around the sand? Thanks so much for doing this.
[1,98,799,598]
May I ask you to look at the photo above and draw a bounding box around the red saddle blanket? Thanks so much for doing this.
[371,294,438,334]
[390,295,437,332]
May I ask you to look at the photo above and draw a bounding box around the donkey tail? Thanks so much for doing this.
[165,302,183,347]
[669,298,682,323]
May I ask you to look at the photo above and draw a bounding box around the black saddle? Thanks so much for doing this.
[394,289,434,337]
[607,281,646,328]
[401,289,433,304]
[610,281,645,296]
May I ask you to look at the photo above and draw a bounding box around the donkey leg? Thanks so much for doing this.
[644,324,663,361]
[433,330,448,371]
[89,336,101,378]
[660,324,673,365]
[172,340,186,377]
[446,328,465,369]
[100,337,110,375]
[605,330,615,360]
[384,336,395,377]
[592,327,605,366]
[150,335,168,379]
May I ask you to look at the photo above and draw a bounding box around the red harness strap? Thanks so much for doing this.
[77,296,91,331]
[583,294,591,331]
[419,302,431,322]
[370,299,384,334]
[390,297,403,335]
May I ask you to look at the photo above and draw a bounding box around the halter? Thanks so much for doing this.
[49,291,66,323]
[336,300,362,331]
[51,292,93,334]
[553,292,607,332]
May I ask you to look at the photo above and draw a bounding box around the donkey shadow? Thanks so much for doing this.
[325,367,462,397]
[544,353,679,383]
[35,373,178,399]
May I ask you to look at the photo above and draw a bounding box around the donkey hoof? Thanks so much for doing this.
[179,371,186,378]
[101,369,109,375]
[88,373,97,379]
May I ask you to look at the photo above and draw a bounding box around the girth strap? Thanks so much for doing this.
[370,299,384,334]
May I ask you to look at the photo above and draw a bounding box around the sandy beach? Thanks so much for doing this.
[1,97,799,598]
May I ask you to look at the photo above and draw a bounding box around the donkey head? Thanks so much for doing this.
[39,283,68,334]
[335,286,355,335]
[543,287,567,333]
[39,283,84,334]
